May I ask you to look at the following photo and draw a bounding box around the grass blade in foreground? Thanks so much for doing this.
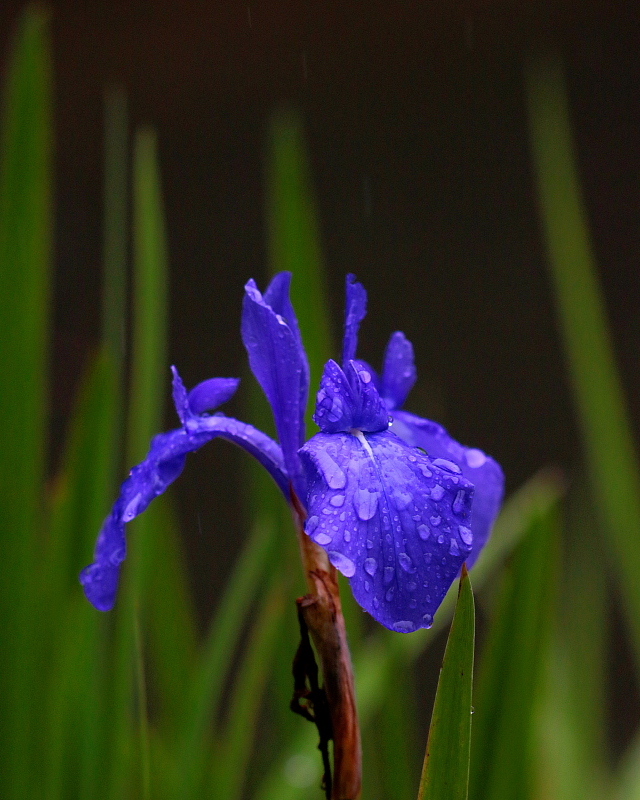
[418,565,475,800]
[468,499,558,800]
[0,7,51,798]
[526,53,640,665]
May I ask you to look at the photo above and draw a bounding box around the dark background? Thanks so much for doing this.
[1,1,639,740]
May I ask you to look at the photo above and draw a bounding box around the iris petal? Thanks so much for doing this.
[390,410,504,566]
[380,332,417,409]
[242,275,308,496]
[342,274,368,366]
[300,429,474,632]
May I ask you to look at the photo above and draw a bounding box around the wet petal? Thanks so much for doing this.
[242,275,308,495]
[188,377,240,416]
[80,415,287,612]
[313,359,389,434]
[342,274,367,365]
[380,332,417,409]
[390,409,504,566]
[299,429,474,632]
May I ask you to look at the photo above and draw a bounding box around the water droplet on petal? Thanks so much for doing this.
[432,458,461,474]
[430,515,441,526]
[384,566,395,584]
[452,489,466,515]
[373,596,380,609]
[330,494,345,507]
[385,586,395,602]
[424,552,432,564]
[449,538,460,556]
[306,516,319,533]
[315,532,332,545]
[353,488,378,520]
[364,558,377,576]
[430,484,445,501]
[344,529,351,542]
[393,620,415,632]
[328,551,356,577]
[364,580,370,591]
[398,553,416,573]
[123,493,142,522]
[422,613,433,628]
[418,524,430,541]
[459,526,473,546]
[315,450,347,489]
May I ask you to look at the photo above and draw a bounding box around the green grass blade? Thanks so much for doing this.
[468,497,559,800]
[0,7,51,798]
[525,52,640,664]
[254,469,564,800]
[106,125,169,800]
[213,575,286,800]
[418,567,475,800]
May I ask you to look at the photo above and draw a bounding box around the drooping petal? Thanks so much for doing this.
[380,332,417,410]
[242,275,308,496]
[390,409,504,566]
[299,429,474,632]
[342,274,367,366]
[80,372,288,612]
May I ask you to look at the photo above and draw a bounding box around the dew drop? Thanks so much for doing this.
[430,484,445,501]
[122,493,142,522]
[452,489,466,515]
[330,494,345,507]
[315,532,332,545]
[398,553,416,573]
[364,558,377,576]
[393,620,415,632]
[373,596,380,609]
[393,489,412,510]
[315,450,347,489]
[459,525,473,546]
[449,538,460,556]
[328,551,356,577]
[430,515,441,527]
[424,552,433,564]
[432,458,461,474]
[339,512,346,521]
[353,488,379,520]
[344,529,352,542]
[422,613,433,628]
[437,535,445,545]
[366,539,374,549]
[418,524,430,541]
[384,566,395,584]
[385,586,395,602]
[364,580,370,592]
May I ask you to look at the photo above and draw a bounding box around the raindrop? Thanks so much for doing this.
[452,490,466,515]
[417,524,430,541]
[393,620,415,633]
[123,493,142,522]
[344,529,352,542]
[330,494,345,507]
[398,553,416,573]
[459,526,473,546]
[430,515,441,526]
[449,538,460,556]
[364,580,370,592]
[353,488,378,520]
[430,484,445,501]
[364,558,377,576]
[315,450,347,488]
[422,613,433,628]
[315,532,332,545]
[328,551,356,577]
[384,566,395,584]
[432,458,461,474]
[385,586,395,602]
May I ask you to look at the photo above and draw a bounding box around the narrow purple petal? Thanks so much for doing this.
[188,377,240,416]
[242,276,308,496]
[380,332,417,410]
[342,274,367,366]
[390,410,504,566]
[80,414,287,612]
[299,429,474,632]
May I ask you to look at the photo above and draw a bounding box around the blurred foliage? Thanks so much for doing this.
[1,6,639,800]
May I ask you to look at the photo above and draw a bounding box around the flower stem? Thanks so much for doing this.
[291,489,362,800]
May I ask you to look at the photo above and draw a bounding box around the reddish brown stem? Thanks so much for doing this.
[291,489,362,800]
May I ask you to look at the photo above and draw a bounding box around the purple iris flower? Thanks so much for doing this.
[80,271,503,632]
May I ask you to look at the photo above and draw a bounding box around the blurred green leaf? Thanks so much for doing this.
[418,567,475,800]
[468,498,559,800]
[0,6,51,798]
[526,52,640,665]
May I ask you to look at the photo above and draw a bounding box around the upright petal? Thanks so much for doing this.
[380,332,417,409]
[299,429,474,632]
[390,410,504,566]
[313,359,389,435]
[242,275,308,496]
[342,274,367,366]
